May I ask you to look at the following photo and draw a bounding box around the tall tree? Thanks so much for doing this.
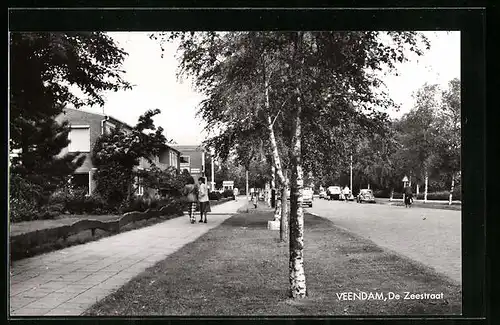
[396,83,444,201]
[10,32,131,206]
[155,31,430,299]
[437,78,461,203]
[92,109,169,208]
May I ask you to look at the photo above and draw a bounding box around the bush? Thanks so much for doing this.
[9,196,39,222]
[9,174,44,222]
[222,189,235,199]
[209,191,222,201]
[51,189,111,215]
[373,189,461,201]
[120,197,150,213]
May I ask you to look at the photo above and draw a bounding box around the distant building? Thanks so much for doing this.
[171,144,207,183]
[55,108,180,195]
[222,181,234,191]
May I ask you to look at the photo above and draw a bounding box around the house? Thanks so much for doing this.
[171,144,215,190]
[55,108,181,195]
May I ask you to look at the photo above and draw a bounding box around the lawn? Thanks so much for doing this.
[84,209,461,316]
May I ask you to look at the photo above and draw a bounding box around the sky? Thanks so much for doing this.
[80,31,460,145]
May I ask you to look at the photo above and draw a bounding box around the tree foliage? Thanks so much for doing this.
[9,32,131,215]
[91,109,169,208]
[154,31,431,299]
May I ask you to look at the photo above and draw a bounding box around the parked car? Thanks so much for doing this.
[286,188,314,207]
[341,192,355,201]
[319,189,328,199]
[357,189,376,203]
[327,186,342,200]
[303,188,313,207]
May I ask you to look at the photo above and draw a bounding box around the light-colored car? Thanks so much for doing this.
[327,186,342,200]
[357,189,376,203]
[286,188,313,207]
[302,188,313,207]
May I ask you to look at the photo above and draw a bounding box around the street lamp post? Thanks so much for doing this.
[246,169,249,209]
[210,148,215,191]
[350,154,353,195]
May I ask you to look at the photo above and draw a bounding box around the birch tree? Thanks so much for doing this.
[154,30,430,299]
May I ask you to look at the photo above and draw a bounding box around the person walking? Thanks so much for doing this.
[198,177,210,223]
[233,187,239,201]
[343,185,350,202]
[404,185,413,208]
[252,192,258,209]
[182,176,198,224]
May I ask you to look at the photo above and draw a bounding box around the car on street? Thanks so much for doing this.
[341,192,355,201]
[357,189,376,203]
[303,188,313,207]
[327,186,342,200]
[286,188,314,207]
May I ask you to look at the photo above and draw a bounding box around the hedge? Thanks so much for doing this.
[373,189,462,201]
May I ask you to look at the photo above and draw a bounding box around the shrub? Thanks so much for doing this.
[9,196,39,222]
[9,174,44,222]
[222,189,235,199]
[209,191,222,201]
[120,197,149,213]
[52,189,111,215]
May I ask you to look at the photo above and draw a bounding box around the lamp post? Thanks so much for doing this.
[350,154,353,195]
[210,148,215,192]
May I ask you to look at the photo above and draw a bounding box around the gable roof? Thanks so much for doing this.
[64,108,180,154]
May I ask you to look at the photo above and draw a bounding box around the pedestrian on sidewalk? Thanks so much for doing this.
[198,177,210,223]
[182,176,198,224]
[233,187,239,201]
[252,192,258,209]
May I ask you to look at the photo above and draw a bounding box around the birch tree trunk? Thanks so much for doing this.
[271,161,279,216]
[424,171,429,203]
[280,184,288,242]
[416,183,420,199]
[449,173,455,205]
[264,61,288,226]
[267,114,288,239]
[289,88,306,299]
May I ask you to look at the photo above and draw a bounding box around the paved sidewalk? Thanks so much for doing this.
[9,199,244,317]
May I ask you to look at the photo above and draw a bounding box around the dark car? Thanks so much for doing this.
[357,189,376,203]
[327,186,342,200]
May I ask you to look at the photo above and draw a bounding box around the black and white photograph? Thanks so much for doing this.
[8,10,470,317]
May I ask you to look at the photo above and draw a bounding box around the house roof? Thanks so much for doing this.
[171,144,206,152]
[65,107,180,154]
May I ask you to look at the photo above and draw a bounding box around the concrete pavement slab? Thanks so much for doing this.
[9,199,244,317]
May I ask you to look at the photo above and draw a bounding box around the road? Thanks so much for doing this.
[307,198,461,284]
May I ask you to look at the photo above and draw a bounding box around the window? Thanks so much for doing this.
[180,155,190,164]
[169,151,178,167]
[68,126,90,152]
[135,175,144,196]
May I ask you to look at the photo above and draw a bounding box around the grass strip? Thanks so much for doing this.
[84,210,461,316]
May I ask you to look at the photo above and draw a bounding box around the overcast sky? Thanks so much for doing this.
[81,31,460,145]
